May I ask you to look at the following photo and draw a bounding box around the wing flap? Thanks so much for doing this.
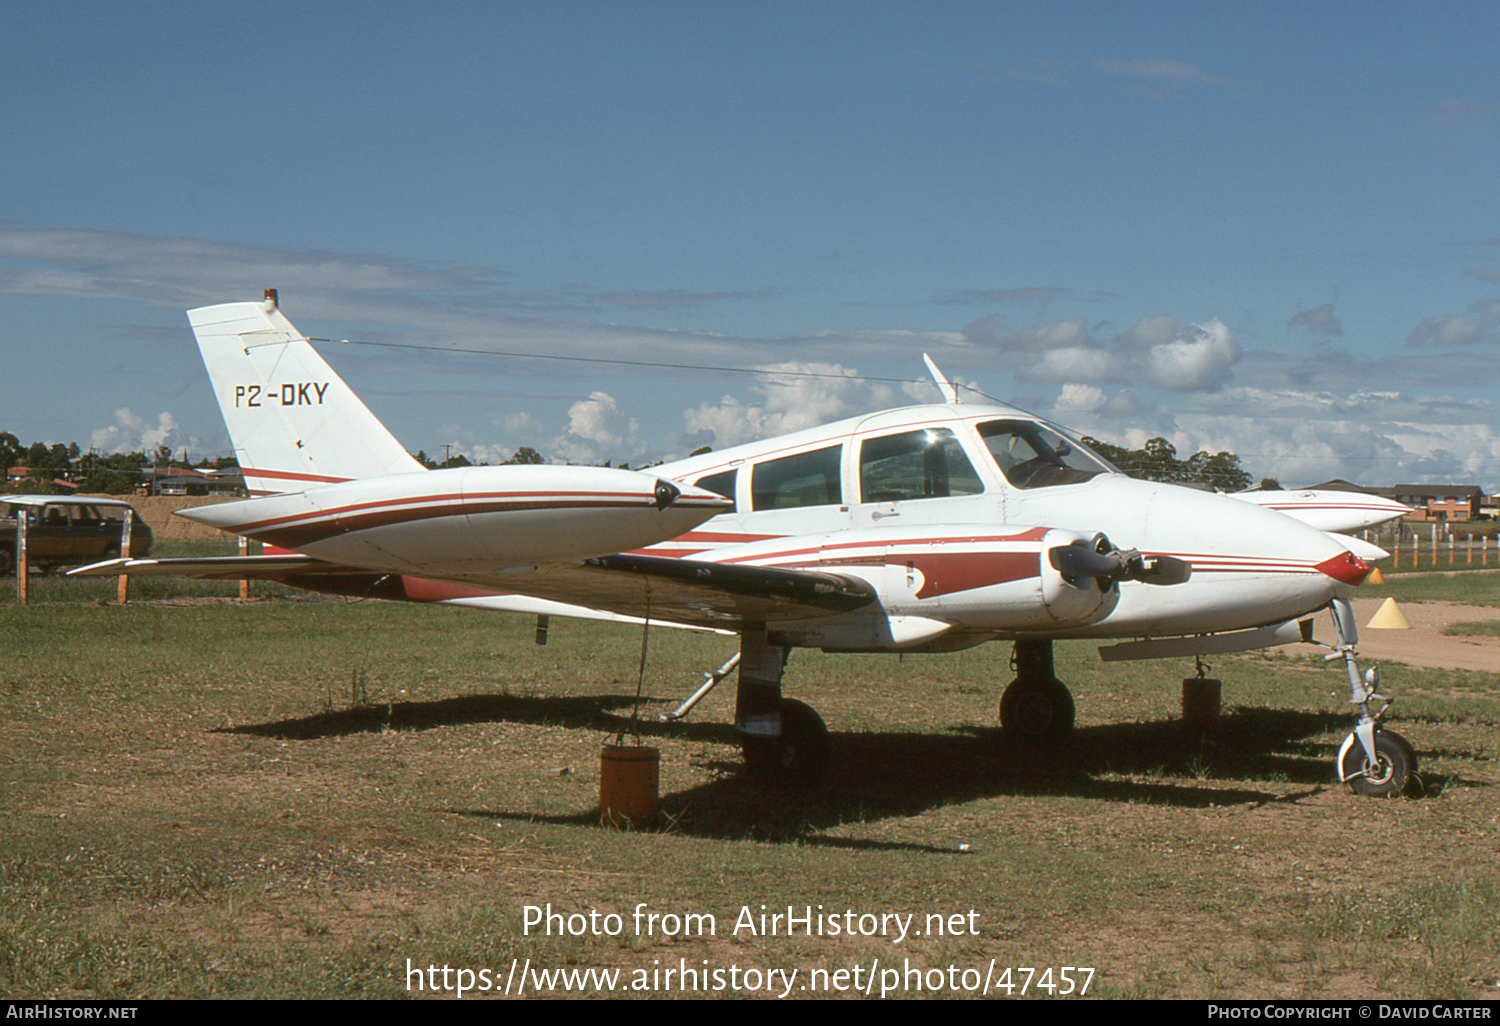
[572,552,876,623]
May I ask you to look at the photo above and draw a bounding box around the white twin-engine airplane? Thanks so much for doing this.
[78,293,1416,794]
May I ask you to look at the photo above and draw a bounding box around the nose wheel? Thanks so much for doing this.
[1338,729,1416,797]
[1322,599,1419,796]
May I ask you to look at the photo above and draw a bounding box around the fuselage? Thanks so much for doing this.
[646,402,1369,645]
[173,398,1370,652]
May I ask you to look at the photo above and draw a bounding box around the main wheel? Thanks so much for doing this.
[0,547,12,577]
[999,677,1075,743]
[1341,730,1416,796]
[743,698,829,787]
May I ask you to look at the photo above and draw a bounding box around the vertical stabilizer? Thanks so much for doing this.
[188,298,425,494]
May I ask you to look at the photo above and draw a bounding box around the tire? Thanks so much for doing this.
[0,546,12,577]
[1341,730,1415,797]
[1000,677,1075,743]
[743,698,830,787]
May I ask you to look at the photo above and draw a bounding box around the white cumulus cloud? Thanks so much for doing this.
[89,408,194,456]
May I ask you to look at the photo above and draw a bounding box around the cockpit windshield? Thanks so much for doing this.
[976,420,1118,489]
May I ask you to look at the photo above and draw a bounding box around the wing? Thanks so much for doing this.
[71,552,877,628]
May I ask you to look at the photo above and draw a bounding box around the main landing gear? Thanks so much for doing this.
[999,639,1075,743]
[663,626,830,787]
[734,628,829,786]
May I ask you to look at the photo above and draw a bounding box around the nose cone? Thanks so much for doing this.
[1163,485,1373,579]
[1316,549,1372,587]
[1062,476,1380,633]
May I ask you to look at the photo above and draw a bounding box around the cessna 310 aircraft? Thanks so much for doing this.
[76,293,1416,794]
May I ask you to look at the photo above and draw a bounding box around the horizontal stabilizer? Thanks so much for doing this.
[69,554,355,579]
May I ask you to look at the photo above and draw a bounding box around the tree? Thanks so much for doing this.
[505,446,544,465]
[1080,436,1252,491]
[0,433,21,475]
[79,469,137,494]
[1140,437,1184,483]
[1185,451,1252,492]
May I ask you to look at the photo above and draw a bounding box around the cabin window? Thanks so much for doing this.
[977,420,1114,489]
[750,445,843,510]
[859,428,984,503]
[692,469,738,512]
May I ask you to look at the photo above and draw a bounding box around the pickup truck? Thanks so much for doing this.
[0,495,153,575]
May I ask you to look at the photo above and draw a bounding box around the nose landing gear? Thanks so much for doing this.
[1323,598,1418,797]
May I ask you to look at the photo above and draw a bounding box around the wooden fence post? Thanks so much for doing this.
[16,511,27,606]
[116,511,133,604]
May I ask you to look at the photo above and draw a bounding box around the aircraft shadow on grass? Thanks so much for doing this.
[217,690,1451,843]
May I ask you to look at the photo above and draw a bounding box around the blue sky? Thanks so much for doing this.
[3,0,1498,488]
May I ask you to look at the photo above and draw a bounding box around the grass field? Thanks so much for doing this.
[1,562,1497,999]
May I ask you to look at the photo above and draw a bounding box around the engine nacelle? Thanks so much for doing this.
[921,528,1119,632]
[746,526,1121,651]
